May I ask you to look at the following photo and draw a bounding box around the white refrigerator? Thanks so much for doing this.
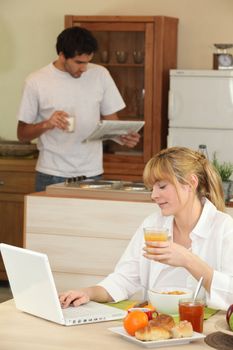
[167,69,233,163]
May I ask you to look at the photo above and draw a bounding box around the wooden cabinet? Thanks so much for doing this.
[0,159,36,280]
[65,15,178,181]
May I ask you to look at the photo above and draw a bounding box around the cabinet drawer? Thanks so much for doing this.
[0,171,35,194]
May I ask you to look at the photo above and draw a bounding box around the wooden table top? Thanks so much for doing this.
[0,299,228,350]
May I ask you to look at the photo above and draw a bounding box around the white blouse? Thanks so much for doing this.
[98,198,233,310]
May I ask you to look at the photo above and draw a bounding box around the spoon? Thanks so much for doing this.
[193,276,204,300]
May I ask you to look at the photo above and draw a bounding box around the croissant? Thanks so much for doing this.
[170,320,193,338]
[135,324,171,341]
[135,314,193,342]
[150,314,175,331]
[135,314,175,341]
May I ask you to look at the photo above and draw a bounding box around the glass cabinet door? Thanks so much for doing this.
[77,22,154,163]
[65,15,178,181]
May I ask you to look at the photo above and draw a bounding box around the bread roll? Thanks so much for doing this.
[135,323,171,341]
[171,321,193,338]
[151,314,175,331]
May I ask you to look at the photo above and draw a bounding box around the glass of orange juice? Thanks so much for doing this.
[144,227,169,246]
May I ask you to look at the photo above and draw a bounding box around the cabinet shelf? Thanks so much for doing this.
[99,63,144,68]
[65,15,178,181]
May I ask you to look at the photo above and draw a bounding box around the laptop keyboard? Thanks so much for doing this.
[62,301,126,325]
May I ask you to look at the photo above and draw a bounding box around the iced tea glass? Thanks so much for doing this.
[179,298,205,333]
[144,227,168,246]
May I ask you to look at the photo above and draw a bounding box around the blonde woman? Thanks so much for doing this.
[60,147,233,310]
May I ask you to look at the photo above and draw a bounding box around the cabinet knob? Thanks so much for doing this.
[0,179,4,186]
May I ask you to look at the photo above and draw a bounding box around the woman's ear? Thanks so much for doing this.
[189,174,199,191]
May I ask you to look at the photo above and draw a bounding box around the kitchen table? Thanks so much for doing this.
[0,299,227,350]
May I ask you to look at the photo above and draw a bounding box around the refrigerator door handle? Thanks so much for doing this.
[168,90,174,120]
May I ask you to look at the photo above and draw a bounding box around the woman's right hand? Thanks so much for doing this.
[59,289,90,308]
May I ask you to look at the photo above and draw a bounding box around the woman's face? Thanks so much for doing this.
[151,179,191,216]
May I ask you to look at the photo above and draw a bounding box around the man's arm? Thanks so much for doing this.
[102,113,119,120]
[17,111,70,142]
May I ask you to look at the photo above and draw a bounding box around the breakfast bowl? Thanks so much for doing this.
[148,287,193,315]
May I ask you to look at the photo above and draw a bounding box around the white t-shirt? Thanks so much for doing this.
[17,63,125,177]
[98,198,233,310]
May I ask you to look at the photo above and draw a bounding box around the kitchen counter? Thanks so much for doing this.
[24,191,157,293]
[45,180,152,202]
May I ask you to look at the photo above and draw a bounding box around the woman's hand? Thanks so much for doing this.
[143,240,192,268]
[59,289,90,308]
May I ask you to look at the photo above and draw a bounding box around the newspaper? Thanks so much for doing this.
[83,120,145,143]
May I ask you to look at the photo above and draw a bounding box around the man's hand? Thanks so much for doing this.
[46,110,69,131]
[119,132,140,148]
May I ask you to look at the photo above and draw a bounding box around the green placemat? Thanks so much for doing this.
[204,306,219,320]
[107,300,218,322]
[107,299,137,311]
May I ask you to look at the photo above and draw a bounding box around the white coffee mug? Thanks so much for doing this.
[67,115,75,132]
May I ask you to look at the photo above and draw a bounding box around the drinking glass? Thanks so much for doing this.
[100,50,110,63]
[179,298,205,333]
[133,51,144,64]
[143,227,168,300]
[115,51,128,63]
[144,227,169,245]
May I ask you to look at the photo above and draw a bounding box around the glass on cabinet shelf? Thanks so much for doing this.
[92,30,145,65]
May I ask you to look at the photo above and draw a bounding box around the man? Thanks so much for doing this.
[17,26,140,191]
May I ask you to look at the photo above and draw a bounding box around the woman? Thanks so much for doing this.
[59,147,233,310]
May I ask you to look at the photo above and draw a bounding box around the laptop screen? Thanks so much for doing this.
[0,243,126,326]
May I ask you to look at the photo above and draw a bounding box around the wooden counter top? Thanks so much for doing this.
[0,157,37,172]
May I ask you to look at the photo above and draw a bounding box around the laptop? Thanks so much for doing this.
[0,243,127,326]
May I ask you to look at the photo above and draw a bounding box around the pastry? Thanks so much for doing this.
[135,323,171,341]
[171,320,193,338]
[151,313,175,331]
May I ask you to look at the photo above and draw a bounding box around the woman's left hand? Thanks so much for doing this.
[143,241,191,268]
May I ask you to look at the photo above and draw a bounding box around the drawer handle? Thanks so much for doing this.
[0,180,4,186]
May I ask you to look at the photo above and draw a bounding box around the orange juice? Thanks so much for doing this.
[144,228,168,245]
[144,232,168,242]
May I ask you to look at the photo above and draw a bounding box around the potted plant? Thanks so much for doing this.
[212,152,233,202]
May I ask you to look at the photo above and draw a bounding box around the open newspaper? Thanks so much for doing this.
[83,120,145,143]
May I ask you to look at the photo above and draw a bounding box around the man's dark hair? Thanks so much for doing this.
[56,26,98,58]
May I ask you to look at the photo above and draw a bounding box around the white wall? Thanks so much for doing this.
[1,0,233,139]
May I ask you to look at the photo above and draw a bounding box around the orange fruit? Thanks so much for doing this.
[123,310,149,336]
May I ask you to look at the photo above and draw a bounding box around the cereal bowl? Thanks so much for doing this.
[148,287,193,315]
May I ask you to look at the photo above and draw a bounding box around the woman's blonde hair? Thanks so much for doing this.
[143,146,225,212]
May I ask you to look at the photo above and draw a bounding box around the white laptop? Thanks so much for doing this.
[0,243,126,326]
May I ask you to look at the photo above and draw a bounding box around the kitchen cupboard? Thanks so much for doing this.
[65,15,178,181]
[0,158,36,280]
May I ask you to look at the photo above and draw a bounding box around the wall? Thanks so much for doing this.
[0,0,233,139]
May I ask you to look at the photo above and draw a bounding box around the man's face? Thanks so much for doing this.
[61,53,94,78]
